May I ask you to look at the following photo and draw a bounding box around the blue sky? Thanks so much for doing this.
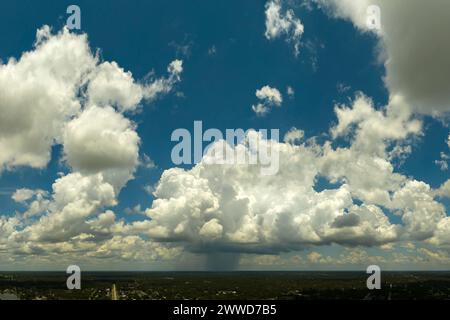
[1,0,450,270]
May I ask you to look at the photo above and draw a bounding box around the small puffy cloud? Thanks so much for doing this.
[256,85,283,106]
[208,45,217,56]
[168,59,183,76]
[287,86,295,97]
[141,154,157,169]
[337,83,351,94]
[12,188,39,203]
[435,152,449,171]
[265,0,304,56]
[284,127,304,144]
[142,59,183,101]
[252,103,270,117]
[252,85,283,117]
[124,205,145,216]
[435,136,450,171]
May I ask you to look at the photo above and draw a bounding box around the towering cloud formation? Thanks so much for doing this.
[144,94,445,256]
[0,26,95,170]
[0,26,183,266]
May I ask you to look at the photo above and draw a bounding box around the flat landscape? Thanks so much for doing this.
[1,272,450,300]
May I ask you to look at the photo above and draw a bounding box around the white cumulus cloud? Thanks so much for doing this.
[252,85,283,117]
[265,0,305,56]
